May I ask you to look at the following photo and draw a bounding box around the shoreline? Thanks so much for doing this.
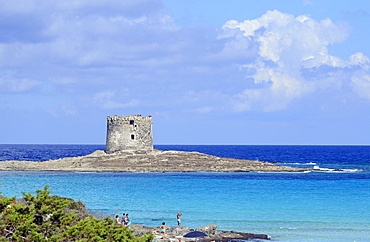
[0,149,310,173]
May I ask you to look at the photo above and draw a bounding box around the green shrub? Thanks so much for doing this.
[0,185,153,242]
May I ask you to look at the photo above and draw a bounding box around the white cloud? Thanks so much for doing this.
[93,90,139,109]
[0,2,369,118]
[0,74,42,93]
[0,0,163,17]
[351,73,370,99]
[221,10,370,111]
[348,52,370,66]
[0,0,177,68]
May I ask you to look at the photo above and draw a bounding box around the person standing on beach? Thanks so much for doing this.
[121,213,126,226]
[160,222,169,239]
[115,215,121,225]
[124,213,131,227]
[176,212,183,226]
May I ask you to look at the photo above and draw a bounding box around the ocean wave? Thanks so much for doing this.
[313,165,363,173]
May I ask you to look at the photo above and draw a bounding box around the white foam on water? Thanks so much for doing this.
[313,165,363,173]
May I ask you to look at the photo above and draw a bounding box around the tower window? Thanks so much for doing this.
[131,134,135,140]
[130,120,134,125]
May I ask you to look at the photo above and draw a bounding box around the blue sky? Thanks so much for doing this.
[1,0,369,145]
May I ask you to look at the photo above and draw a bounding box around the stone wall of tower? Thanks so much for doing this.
[105,115,153,154]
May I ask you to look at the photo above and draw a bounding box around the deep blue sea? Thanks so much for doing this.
[0,144,369,241]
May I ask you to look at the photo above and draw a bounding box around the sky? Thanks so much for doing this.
[0,0,369,145]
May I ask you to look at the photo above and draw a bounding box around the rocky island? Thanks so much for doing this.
[0,148,309,172]
[0,114,310,172]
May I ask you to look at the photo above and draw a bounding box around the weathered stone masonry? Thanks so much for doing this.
[105,115,153,154]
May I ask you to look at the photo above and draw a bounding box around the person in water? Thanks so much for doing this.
[160,222,169,239]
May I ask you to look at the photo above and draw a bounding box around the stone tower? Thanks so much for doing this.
[105,115,153,154]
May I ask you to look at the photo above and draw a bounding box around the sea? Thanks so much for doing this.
[0,144,369,242]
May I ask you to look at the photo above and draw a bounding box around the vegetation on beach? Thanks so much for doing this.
[0,185,153,242]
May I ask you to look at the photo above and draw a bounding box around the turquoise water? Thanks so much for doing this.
[0,145,369,241]
[0,171,369,241]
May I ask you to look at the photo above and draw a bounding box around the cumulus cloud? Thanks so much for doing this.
[221,10,370,111]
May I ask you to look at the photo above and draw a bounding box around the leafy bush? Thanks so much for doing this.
[0,185,153,242]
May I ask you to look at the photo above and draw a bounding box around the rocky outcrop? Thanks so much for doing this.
[131,223,270,241]
[0,149,310,173]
